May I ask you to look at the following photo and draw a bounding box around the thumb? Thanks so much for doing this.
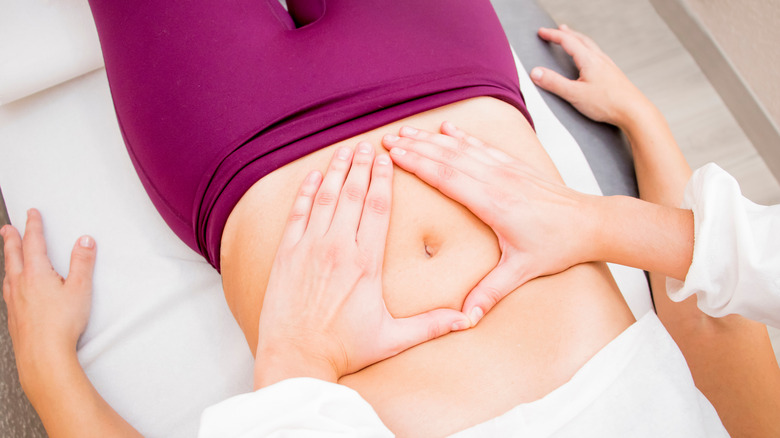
[462,261,524,326]
[389,309,470,353]
[530,67,581,103]
[66,235,97,292]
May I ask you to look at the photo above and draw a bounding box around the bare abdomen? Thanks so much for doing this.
[220,97,635,437]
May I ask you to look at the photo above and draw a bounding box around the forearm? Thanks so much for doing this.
[619,101,692,207]
[616,101,700,324]
[23,353,141,438]
[617,96,780,438]
[592,195,693,280]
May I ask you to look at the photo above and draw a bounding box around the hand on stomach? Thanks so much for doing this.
[221,97,635,437]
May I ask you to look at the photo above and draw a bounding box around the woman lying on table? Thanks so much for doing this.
[3,25,779,437]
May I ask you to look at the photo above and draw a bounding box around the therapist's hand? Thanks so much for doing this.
[530,25,651,129]
[1,210,96,395]
[254,143,470,390]
[383,124,601,325]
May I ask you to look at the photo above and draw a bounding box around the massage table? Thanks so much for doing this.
[0,0,651,436]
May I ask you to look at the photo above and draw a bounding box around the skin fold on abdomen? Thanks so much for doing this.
[220,97,636,437]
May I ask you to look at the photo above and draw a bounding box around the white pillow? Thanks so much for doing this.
[0,0,103,105]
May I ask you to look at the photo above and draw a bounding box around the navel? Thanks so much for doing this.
[423,240,439,258]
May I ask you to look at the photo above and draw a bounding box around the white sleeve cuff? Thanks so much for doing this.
[198,377,393,437]
[666,163,780,326]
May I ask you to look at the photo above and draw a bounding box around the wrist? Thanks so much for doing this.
[19,350,82,408]
[253,342,340,390]
[613,94,657,134]
[587,195,619,264]
[588,195,694,279]
[593,195,651,265]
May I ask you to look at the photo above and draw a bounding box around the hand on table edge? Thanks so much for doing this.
[1,210,142,437]
[253,143,470,391]
[528,26,694,288]
[527,25,695,282]
[382,123,694,326]
[529,25,652,130]
[530,24,692,207]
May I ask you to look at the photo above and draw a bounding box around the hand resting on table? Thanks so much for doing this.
[530,25,651,129]
[2,210,142,437]
[2,210,94,389]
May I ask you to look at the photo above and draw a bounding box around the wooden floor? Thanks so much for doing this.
[536,0,780,362]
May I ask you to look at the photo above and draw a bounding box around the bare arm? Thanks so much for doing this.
[1,210,141,438]
[3,151,469,437]
[624,82,780,438]
[22,354,141,438]
[381,124,694,311]
[531,25,780,437]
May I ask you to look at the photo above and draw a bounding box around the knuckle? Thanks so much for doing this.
[366,196,390,216]
[71,248,94,265]
[343,185,366,202]
[482,287,504,306]
[5,273,16,290]
[356,249,378,273]
[315,191,338,207]
[298,185,316,198]
[456,138,470,152]
[465,135,483,148]
[494,167,517,182]
[321,240,343,263]
[22,265,40,281]
[372,160,392,177]
[353,154,373,167]
[288,208,309,223]
[441,147,460,162]
[329,156,349,171]
[5,238,21,256]
[436,164,455,181]
[4,263,21,278]
[427,321,442,340]
[67,275,87,291]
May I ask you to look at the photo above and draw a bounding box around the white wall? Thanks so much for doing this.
[652,0,780,180]
[686,0,780,126]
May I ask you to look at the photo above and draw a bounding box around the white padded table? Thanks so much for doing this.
[0,1,651,436]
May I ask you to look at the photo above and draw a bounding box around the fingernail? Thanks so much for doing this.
[337,147,351,160]
[531,68,543,81]
[358,142,372,154]
[469,307,484,326]
[560,24,569,30]
[400,126,418,136]
[390,148,406,156]
[384,134,399,143]
[305,170,321,183]
[377,155,391,165]
[442,121,456,131]
[79,236,95,249]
